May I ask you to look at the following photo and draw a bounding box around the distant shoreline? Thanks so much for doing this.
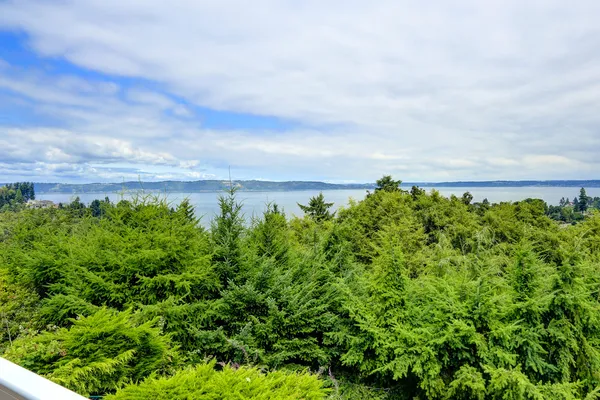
[25,179,600,194]
[412,180,600,188]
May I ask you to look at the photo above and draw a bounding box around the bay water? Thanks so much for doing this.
[37,186,600,225]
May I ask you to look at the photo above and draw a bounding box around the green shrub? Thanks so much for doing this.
[106,360,327,400]
[3,308,177,396]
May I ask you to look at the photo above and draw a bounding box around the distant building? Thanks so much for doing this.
[26,199,57,209]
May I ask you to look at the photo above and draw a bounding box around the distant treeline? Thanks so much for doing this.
[31,180,377,194]
[413,180,600,188]
[547,188,600,223]
[0,182,35,209]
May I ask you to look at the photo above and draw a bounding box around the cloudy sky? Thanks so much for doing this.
[0,0,599,183]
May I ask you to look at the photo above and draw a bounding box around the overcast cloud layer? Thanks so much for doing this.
[1,0,599,183]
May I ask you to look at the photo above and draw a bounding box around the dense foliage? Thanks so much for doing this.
[2,179,600,399]
[105,360,327,400]
[547,188,600,224]
[4,308,176,396]
[0,182,34,210]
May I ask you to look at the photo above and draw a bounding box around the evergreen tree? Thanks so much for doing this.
[28,182,35,201]
[65,196,86,218]
[14,189,24,204]
[543,250,600,391]
[176,198,199,225]
[0,183,35,208]
[298,192,334,222]
[211,185,245,287]
[3,308,177,397]
[374,175,402,193]
[578,188,589,212]
[251,202,288,262]
[19,182,35,201]
[106,360,327,400]
[89,199,103,217]
[410,185,425,200]
[461,191,474,205]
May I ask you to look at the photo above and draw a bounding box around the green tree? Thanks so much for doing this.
[89,199,103,217]
[578,188,589,212]
[250,202,288,262]
[374,175,402,193]
[559,197,568,207]
[176,198,199,225]
[298,192,334,222]
[28,182,35,201]
[461,191,474,205]
[20,182,35,201]
[211,185,245,287]
[67,196,86,217]
[14,188,24,204]
[410,185,426,200]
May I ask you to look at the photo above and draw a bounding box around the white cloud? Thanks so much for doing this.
[0,127,177,166]
[126,89,174,109]
[523,155,577,167]
[487,157,520,167]
[1,0,600,182]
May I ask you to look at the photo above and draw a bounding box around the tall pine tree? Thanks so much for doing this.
[298,192,334,222]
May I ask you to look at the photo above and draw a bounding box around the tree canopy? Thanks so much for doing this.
[374,175,402,193]
[0,182,35,209]
[2,179,600,399]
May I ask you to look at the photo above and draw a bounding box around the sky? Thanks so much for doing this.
[0,1,599,183]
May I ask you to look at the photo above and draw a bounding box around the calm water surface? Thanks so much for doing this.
[38,187,600,225]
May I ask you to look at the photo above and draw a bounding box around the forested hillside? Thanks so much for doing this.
[30,179,600,195]
[32,180,375,194]
[2,177,600,399]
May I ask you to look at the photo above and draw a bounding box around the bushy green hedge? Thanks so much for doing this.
[3,308,177,396]
[106,360,327,400]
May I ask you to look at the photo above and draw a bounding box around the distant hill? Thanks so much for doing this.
[33,180,377,194]
[408,180,600,188]
[30,179,600,194]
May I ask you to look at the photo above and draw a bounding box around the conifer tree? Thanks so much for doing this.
[252,202,288,262]
[28,182,35,201]
[106,360,327,400]
[211,185,245,287]
[14,188,24,204]
[410,185,425,200]
[578,188,589,212]
[374,175,402,193]
[298,192,334,222]
[89,199,102,217]
[176,198,199,225]
[3,308,177,397]
[462,191,474,205]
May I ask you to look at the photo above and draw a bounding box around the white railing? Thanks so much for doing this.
[0,357,87,400]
